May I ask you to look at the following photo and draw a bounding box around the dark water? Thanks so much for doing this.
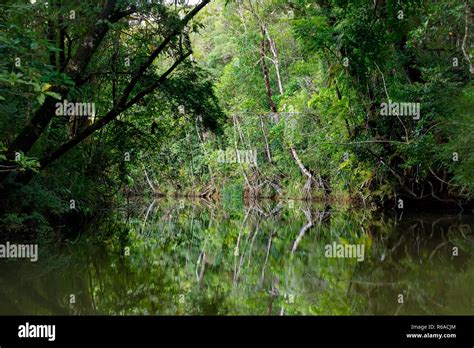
[0,198,473,315]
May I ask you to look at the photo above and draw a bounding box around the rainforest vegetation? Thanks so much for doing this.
[0,0,473,233]
[0,0,473,317]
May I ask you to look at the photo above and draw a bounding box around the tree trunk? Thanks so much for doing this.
[39,53,191,170]
[259,38,277,113]
[262,28,321,195]
[263,26,284,95]
[0,0,120,183]
[1,1,210,184]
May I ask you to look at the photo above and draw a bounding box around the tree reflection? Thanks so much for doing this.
[0,200,472,315]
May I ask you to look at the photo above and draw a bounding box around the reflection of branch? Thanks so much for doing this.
[197,252,206,285]
[141,199,156,237]
[390,235,405,254]
[394,286,410,316]
[87,258,97,313]
[236,230,251,282]
[291,210,314,254]
[260,230,275,287]
[270,202,284,216]
[429,241,450,260]
[247,221,261,266]
[249,201,284,218]
[290,209,329,254]
[195,251,206,283]
[267,281,277,315]
[234,209,251,283]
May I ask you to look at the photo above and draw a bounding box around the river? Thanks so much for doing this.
[0,198,473,315]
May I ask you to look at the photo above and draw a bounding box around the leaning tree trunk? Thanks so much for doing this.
[262,28,326,197]
[0,0,121,183]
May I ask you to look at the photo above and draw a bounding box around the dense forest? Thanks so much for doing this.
[0,0,473,318]
[0,0,472,233]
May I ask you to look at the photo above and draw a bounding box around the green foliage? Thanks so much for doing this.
[1,200,472,315]
[0,0,472,236]
[187,0,473,203]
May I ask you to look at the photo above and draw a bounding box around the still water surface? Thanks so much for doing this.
[0,199,473,315]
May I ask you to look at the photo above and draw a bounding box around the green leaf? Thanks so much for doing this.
[44,91,61,100]
[36,93,45,105]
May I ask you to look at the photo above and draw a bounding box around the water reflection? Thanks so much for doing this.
[0,199,473,315]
